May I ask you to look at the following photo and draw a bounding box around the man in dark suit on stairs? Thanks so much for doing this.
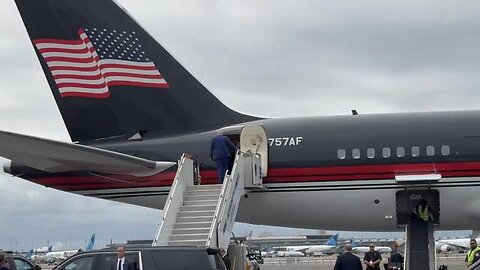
[210,132,237,183]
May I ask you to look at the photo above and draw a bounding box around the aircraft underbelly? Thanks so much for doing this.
[236,187,399,231]
[236,178,480,230]
[74,177,480,231]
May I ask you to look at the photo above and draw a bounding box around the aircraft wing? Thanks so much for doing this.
[0,130,175,176]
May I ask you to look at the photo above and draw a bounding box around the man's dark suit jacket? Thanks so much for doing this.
[210,135,236,160]
[333,252,363,270]
[110,259,136,270]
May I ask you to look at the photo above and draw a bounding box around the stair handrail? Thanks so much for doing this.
[206,152,238,247]
[209,151,247,250]
[152,153,192,246]
[467,258,480,270]
[206,151,244,247]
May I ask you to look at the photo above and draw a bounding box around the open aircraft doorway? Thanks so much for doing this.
[240,125,268,177]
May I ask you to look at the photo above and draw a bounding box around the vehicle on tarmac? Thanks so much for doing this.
[0,252,41,270]
[51,246,226,270]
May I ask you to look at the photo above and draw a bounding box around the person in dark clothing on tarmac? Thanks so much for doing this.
[387,242,404,269]
[333,244,362,270]
[363,244,382,270]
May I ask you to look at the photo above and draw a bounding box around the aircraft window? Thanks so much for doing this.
[441,145,450,156]
[352,149,361,159]
[411,146,420,157]
[367,148,375,159]
[426,146,435,156]
[382,147,391,158]
[337,149,346,160]
[396,147,405,157]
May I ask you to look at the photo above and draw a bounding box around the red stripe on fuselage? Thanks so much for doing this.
[26,161,480,191]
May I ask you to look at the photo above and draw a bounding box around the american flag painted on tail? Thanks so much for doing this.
[33,28,169,98]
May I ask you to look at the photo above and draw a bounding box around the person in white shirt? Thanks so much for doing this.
[111,246,135,270]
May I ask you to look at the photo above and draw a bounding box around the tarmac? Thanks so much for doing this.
[38,255,468,270]
[261,256,467,270]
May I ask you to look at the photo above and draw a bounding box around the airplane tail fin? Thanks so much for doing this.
[14,0,258,142]
[85,233,95,251]
[326,233,339,246]
[47,245,53,252]
[26,249,34,259]
[350,239,357,248]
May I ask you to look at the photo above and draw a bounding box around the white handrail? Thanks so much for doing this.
[152,154,193,246]
[209,151,247,250]
[206,152,239,247]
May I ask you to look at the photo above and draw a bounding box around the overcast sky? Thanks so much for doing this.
[1,0,478,251]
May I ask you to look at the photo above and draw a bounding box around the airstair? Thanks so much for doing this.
[404,217,436,270]
[152,150,263,250]
[395,189,439,270]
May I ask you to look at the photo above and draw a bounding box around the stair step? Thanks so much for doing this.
[184,194,219,201]
[183,199,218,206]
[174,222,212,229]
[184,190,221,197]
[168,240,207,246]
[178,210,215,217]
[186,185,222,191]
[170,233,209,241]
[172,228,210,235]
[180,205,217,212]
[176,216,214,223]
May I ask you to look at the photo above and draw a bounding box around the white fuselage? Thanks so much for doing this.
[435,238,480,252]
[353,246,392,253]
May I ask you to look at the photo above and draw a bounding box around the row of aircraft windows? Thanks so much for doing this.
[337,145,451,160]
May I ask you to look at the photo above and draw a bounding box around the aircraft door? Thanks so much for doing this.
[240,125,268,176]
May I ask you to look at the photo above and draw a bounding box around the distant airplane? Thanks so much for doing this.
[30,245,52,261]
[302,233,339,255]
[24,249,34,259]
[44,233,95,263]
[272,247,306,257]
[435,237,478,252]
[5,0,480,232]
[351,240,392,253]
[273,234,339,256]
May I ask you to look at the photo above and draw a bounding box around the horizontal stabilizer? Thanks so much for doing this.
[0,130,175,176]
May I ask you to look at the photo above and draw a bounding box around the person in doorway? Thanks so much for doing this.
[413,199,434,222]
[111,246,135,270]
[210,132,237,183]
[363,244,382,270]
[219,249,232,270]
[465,239,480,267]
[387,242,403,270]
[333,243,362,270]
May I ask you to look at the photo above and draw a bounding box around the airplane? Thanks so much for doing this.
[435,237,478,253]
[272,234,339,256]
[24,249,34,260]
[29,245,52,262]
[302,233,339,255]
[350,240,392,254]
[271,247,306,257]
[44,233,95,263]
[4,0,480,232]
